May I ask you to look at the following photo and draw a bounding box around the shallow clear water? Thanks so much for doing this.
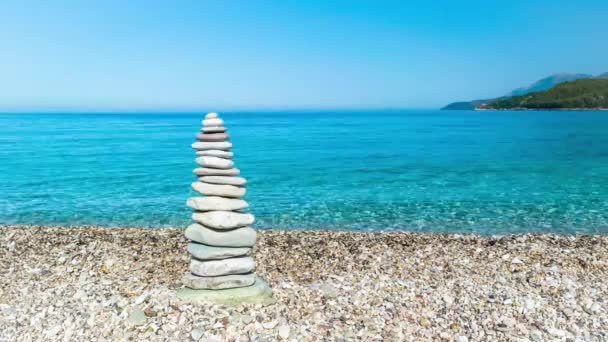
[1,110,607,234]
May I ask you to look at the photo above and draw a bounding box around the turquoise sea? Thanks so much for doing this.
[1,110,607,234]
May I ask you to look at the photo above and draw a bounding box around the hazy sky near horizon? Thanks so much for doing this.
[1,0,607,111]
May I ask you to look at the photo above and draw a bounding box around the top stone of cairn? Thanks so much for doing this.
[201,112,223,126]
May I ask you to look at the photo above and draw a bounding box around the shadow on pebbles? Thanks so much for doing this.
[1,225,607,341]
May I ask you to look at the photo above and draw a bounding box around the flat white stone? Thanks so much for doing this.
[192,211,255,230]
[202,118,224,127]
[199,176,246,186]
[205,112,218,119]
[192,141,232,151]
[195,156,234,169]
[183,273,256,290]
[190,257,255,277]
[192,182,246,198]
[202,126,227,133]
[186,197,249,211]
[185,223,257,247]
[195,150,233,159]
[193,168,240,176]
[187,243,251,260]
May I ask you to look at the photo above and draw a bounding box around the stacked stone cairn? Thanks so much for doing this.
[178,112,272,304]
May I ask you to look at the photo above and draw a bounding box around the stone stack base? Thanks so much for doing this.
[176,277,274,306]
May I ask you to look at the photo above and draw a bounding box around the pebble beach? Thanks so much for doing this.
[1,225,607,341]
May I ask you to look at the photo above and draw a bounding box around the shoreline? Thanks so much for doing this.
[3,223,605,236]
[1,225,607,340]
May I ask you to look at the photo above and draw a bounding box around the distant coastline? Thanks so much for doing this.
[475,107,608,111]
[443,72,608,111]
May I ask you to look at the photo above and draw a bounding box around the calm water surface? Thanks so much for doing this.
[1,110,607,234]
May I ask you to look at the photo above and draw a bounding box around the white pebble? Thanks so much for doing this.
[278,324,290,339]
[191,329,203,341]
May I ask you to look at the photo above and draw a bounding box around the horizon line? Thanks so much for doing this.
[0,107,440,114]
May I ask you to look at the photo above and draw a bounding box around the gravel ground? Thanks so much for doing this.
[1,225,607,341]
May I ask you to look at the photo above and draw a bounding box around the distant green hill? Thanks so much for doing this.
[442,72,606,110]
[481,79,608,110]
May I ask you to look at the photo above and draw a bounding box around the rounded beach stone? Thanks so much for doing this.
[192,182,246,198]
[196,133,229,142]
[195,150,233,159]
[199,176,246,186]
[205,112,218,119]
[202,126,227,133]
[202,118,224,127]
[183,273,256,290]
[192,211,255,230]
[190,257,255,277]
[187,243,251,260]
[185,224,257,247]
[192,141,232,151]
[195,156,234,169]
[186,197,249,211]
[193,168,240,176]
[176,276,274,305]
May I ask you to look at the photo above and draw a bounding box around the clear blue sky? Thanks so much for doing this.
[1,0,606,111]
